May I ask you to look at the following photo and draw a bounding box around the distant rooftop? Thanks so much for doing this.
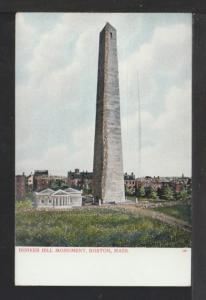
[34,170,48,176]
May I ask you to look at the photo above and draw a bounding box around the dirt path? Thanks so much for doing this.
[103,204,192,232]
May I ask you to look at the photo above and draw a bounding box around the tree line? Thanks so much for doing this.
[125,184,191,201]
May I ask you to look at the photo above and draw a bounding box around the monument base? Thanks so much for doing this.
[102,199,134,205]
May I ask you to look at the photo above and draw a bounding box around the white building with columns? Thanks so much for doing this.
[34,188,82,209]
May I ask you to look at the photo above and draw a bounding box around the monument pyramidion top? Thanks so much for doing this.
[101,22,116,33]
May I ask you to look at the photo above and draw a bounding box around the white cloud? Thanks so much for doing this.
[122,82,191,176]
[119,21,191,176]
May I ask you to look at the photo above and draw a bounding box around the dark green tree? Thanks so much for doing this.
[50,181,59,190]
[177,188,188,201]
[83,187,92,195]
[161,185,174,201]
[60,182,69,189]
[148,187,158,200]
[138,186,146,198]
[25,192,35,201]
[125,186,135,196]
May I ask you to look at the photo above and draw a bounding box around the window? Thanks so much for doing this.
[110,32,112,39]
[41,200,44,204]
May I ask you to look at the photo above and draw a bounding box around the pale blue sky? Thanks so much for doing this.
[16,13,192,177]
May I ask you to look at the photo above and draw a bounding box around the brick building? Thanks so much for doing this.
[136,176,160,191]
[33,170,49,192]
[68,169,93,191]
[15,174,26,200]
[16,169,191,199]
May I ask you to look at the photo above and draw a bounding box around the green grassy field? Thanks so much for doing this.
[15,207,191,247]
[153,205,192,224]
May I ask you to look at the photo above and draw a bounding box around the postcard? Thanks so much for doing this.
[15,12,192,286]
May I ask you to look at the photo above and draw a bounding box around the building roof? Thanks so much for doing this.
[36,188,54,195]
[65,188,81,194]
[35,188,81,196]
[34,170,48,176]
[52,189,70,196]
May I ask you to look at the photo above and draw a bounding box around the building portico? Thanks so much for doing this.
[34,188,82,209]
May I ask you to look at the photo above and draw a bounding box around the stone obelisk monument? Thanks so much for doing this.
[93,23,125,203]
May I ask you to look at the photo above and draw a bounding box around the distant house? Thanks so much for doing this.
[34,188,82,209]
[124,172,136,190]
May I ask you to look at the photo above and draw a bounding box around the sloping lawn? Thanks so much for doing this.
[15,207,191,247]
[153,205,192,224]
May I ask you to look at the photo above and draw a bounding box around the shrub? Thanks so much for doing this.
[16,199,33,211]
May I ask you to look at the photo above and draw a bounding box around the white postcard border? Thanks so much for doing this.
[15,246,191,286]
